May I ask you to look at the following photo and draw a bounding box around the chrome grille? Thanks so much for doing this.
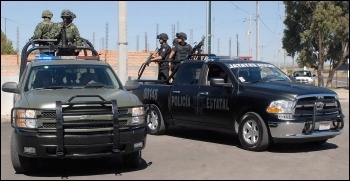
[294,95,339,116]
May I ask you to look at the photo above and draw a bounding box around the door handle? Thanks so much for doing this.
[199,92,208,95]
[172,91,180,94]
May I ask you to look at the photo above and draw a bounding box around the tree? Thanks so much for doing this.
[1,30,17,55]
[283,1,349,87]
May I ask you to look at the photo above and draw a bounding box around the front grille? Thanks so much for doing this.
[42,120,127,129]
[294,95,339,116]
[41,109,128,118]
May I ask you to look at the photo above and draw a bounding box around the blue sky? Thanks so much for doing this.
[1,1,293,66]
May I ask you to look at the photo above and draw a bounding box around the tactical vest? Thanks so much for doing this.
[175,44,191,61]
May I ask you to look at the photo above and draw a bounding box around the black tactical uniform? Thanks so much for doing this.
[172,32,192,72]
[158,43,171,80]
[154,33,171,81]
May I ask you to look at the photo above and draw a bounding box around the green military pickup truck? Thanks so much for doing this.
[2,39,148,173]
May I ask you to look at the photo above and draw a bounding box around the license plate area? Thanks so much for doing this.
[319,121,330,130]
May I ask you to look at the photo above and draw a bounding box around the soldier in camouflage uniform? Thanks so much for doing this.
[32,10,55,55]
[52,9,83,55]
[32,10,54,40]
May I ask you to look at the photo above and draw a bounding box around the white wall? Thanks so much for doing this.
[1,76,18,119]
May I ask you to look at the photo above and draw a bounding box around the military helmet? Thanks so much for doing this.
[71,12,77,19]
[157,33,168,41]
[42,10,53,18]
[61,9,73,18]
[173,38,178,46]
[176,32,187,40]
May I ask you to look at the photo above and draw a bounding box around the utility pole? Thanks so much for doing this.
[256,1,259,61]
[105,23,109,61]
[229,37,232,58]
[217,38,220,55]
[93,32,95,48]
[145,32,147,52]
[237,34,239,57]
[249,12,252,57]
[190,29,193,45]
[172,24,175,40]
[1,17,7,35]
[206,1,212,54]
[137,35,139,51]
[16,26,19,65]
[156,23,159,47]
[118,1,128,85]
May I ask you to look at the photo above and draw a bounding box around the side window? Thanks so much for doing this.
[207,65,228,83]
[177,64,202,85]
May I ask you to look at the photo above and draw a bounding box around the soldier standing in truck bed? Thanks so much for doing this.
[52,9,83,55]
[150,33,171,81]
[169,32,192,73]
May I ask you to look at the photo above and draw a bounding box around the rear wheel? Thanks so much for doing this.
[146,104,167,135]
[123,151,141,168]
[238,112,269,151]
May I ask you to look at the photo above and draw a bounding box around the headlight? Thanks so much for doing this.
[266,100,294,114]
[131,107,145,125]
[15,109,38,128]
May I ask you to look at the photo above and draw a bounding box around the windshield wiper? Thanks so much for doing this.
[34,86,65,90]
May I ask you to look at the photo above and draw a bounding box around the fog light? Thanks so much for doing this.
[134,142,143,149]
[24,147,36,154]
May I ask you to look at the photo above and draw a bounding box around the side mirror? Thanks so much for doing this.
[124,79,140,91]
[2,82,20,94]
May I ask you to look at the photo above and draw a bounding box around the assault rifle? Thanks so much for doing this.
[137,47,159,79]
[187,36,205,60]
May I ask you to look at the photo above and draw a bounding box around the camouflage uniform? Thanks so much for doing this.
[53,22,83,46]
[32,10,54,40]
[52,9,83,46]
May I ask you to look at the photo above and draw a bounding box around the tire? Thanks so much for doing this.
[123,151,141,168]
[146,104,167,135]
[11,131,33,174]
[238,112,269,151]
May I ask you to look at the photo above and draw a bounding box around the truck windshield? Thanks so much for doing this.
[228,63,291,83]
[25,65,121,91]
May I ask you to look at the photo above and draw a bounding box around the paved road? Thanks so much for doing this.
[1,101,348,180]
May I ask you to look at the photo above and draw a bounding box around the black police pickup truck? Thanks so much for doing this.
[127,56,344,151]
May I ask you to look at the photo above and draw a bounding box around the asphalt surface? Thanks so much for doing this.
[1,89,349,180]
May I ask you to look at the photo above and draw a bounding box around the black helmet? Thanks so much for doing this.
[61,9,73,18]
[172,38,178,46]
[176,32,187,40]
[157,33,168,41]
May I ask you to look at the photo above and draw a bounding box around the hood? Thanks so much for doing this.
[242,81,336,100]
[23,88,142,109]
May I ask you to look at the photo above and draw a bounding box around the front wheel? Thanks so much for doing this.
[146,104,167,135]
[238,112,269,151]
[11,131,35,173]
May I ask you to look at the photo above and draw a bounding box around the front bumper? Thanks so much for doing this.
[269,120,343,143]
[15,126,147,158]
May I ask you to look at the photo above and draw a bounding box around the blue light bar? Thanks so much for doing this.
[35,56,57,60]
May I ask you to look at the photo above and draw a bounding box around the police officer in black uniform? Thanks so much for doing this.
[169,32,192,73]
[151,33,171,81]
